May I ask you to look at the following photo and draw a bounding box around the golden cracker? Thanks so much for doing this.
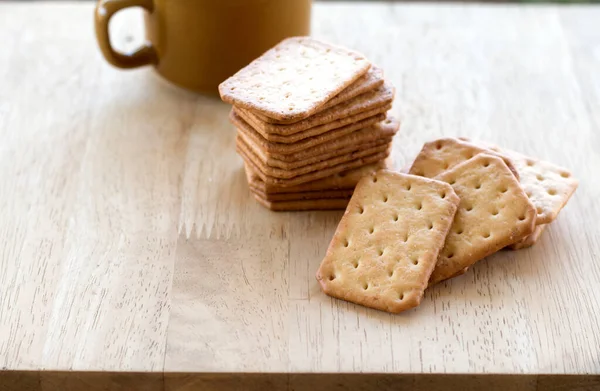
[219,37,371,122]
[236,134,391,176]
[409,138,519,180]
[232,110,394,155]
[317,170,459,313]
[430,154,536,284]
[254,66,385,124]
[235,82,394,142]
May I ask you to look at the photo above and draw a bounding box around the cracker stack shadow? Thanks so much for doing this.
[219,37,400,211]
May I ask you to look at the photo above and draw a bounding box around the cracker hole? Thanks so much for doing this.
[406,184,412,191]
[441,192,446,199]
[560,171,570,178]
[526,160,534,167]
[548,189,557,196]
[483,232,491,239]
[399,292,405,301]
[417,202,422,210]
[352,260,359,268]
[284,92,292,99]
[456,228,464,235]
[378,249,384,256]
[343,239,349,247]
[500,187,508,193]
[536,174,544,181]
[393,214,399,222]
[325,48,331,53]
[363,282,369,290]
[385,119,392,124]
[368,227,374,234]
[383,195,388,203]
[466,205,473,212]
[519,215,526,221]
[328,274,336,281]
[483,160,490,167]
[358,206,364,214]
[526,191,532,197]
[435,142,443,150]
[401,232,408,242]
[288,107,294,111]
[230,87,236,91]
[491,209,499,216]
[388,269,394,277]
[447,252,454,259]
[536,206,543,215]
[428,222,434,230]
[449,179,456,185]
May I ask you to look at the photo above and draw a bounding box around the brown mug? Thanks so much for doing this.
[94,0,312,94]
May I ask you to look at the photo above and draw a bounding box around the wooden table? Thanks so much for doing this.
[1,2,600,390]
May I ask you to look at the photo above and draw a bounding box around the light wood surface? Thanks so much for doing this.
[1,2,600,390]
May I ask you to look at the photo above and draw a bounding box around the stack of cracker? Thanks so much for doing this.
[219,37,399,211]
[317,138,577,314]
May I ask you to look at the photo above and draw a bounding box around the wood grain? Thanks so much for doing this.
[1,2,599,390]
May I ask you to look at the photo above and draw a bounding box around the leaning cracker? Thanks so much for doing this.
[461,139,579,225]
[219,37,371,122]
[254,66,385,124]
[499,152,578,225]
[244,158,392,194]
[409,138,519,180]
[316,171,459,313]
[507,224,547,250]
[236,135,391,179]
[235,82,394,140]
[232,110,394,155]
[253,194,350,211]
[430,154,536,284]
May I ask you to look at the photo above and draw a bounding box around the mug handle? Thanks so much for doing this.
[94,0,158,69]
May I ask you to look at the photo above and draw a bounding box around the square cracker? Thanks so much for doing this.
[252,194,350,211]
[232,110,395,155]
[316,170,460,313]
[429,154,536,284]
[460,138,579,225]
[507,224,546,250]
[409,138,519,180]
[235,82,394,141]
[236,134,391,178]
[240,146,391,187]
[254,65,385,124]
[244,158,393,194]
[219,37,371,122]
[238,134,392,170]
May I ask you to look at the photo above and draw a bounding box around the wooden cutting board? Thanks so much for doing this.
[1,2,599,390]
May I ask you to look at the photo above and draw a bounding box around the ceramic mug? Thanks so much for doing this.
[94,0,312,94]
